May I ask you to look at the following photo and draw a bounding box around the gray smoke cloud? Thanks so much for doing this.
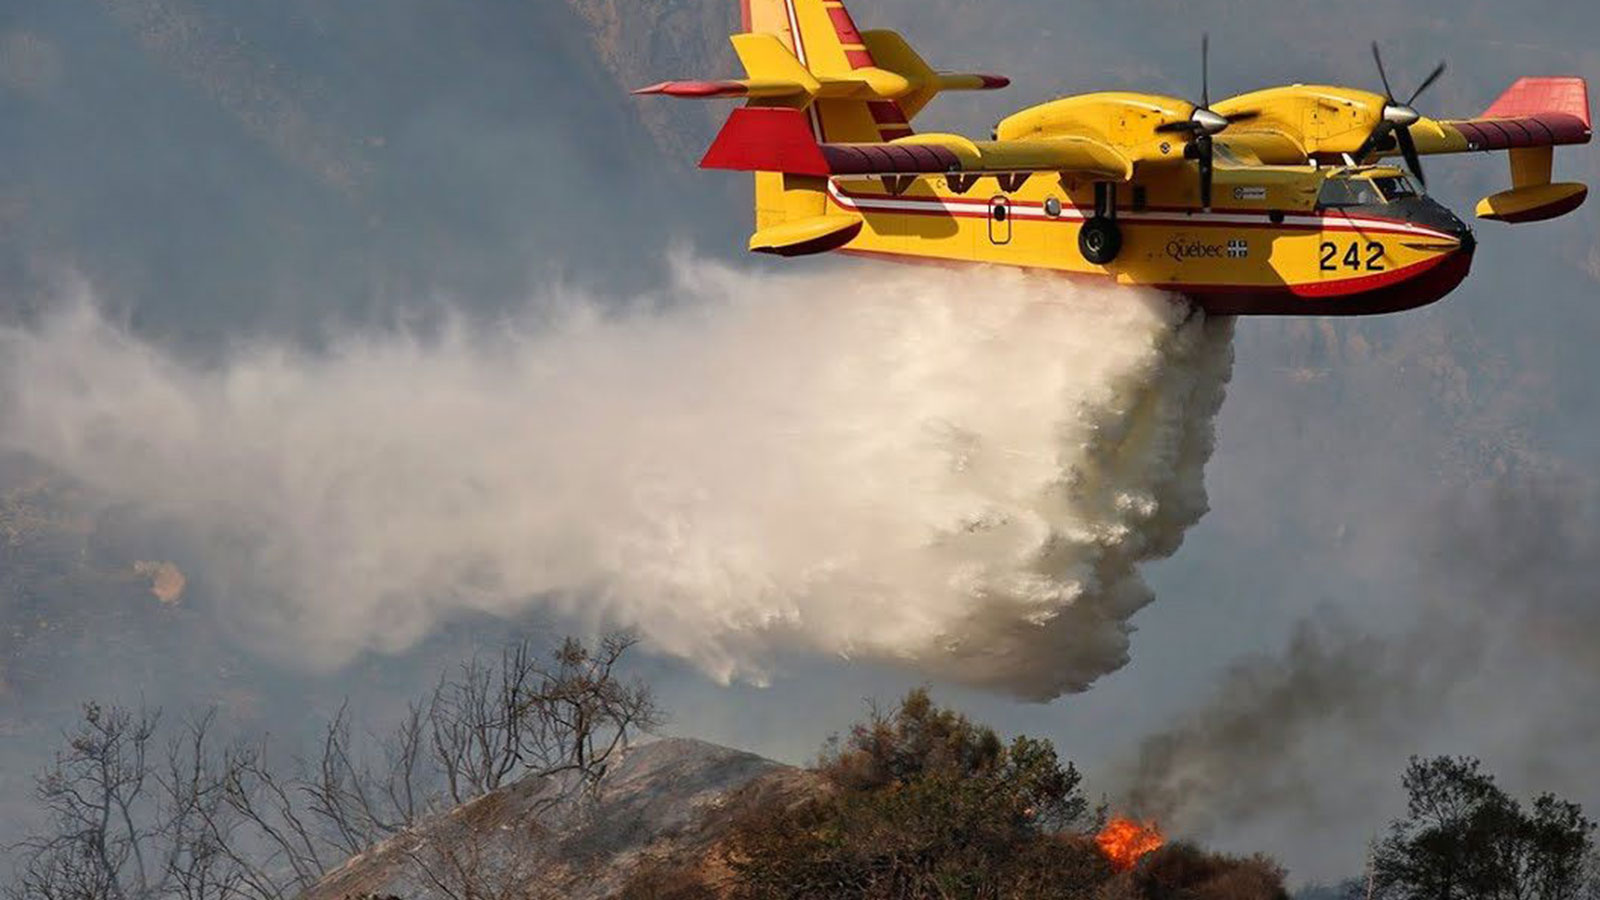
[1116,472,1600,877]
[0,259,1233,700]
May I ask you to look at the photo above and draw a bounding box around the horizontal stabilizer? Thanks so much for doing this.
[860,29,1008,119]
[636,29,1006,111]
[634,80,752,98]
[634,35,824,100]
[732,32,821,96]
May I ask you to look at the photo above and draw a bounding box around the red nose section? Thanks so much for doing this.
[1188,245,1476,317]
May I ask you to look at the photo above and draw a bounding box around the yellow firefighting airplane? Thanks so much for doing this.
[638,0,1592,315]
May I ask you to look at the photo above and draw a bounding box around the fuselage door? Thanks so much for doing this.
[989,195,1013,245]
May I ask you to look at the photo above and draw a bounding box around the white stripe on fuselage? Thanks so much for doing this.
[825,180,1457,241]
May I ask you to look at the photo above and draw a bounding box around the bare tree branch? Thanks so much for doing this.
[7,633,659,900]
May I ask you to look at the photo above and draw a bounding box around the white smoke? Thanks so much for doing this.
[0,258,1232,698]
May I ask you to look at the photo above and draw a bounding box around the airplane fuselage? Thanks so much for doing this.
[825,164,1476,316]
[642,1,1588,317]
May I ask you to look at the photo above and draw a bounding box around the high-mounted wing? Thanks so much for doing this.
[700,107,1133,182]
[1212,76,1591,223]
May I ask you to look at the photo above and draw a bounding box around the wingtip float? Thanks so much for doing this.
[639,0,1591,316]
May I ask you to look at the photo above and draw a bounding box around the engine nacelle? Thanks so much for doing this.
[995,92,1194,148]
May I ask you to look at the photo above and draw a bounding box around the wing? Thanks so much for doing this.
[1402,78,1590,222]
[699,107,1132,181]
[1405,78,1591,157]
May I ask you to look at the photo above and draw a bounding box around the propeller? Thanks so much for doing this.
[1156,35,1260,210]
[1354,43,1446,188]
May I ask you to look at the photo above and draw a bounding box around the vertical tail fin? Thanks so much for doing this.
[647,1,1008,142]
[743,0,914,142]
[642,2,1008,248]
[735,0,913,250]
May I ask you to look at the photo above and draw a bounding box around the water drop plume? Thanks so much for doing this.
[0,258,1233,698]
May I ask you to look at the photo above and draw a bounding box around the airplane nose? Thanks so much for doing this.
[1441,206,1476,254]
[1392,197,1474,250]
[1438,205,1474,248]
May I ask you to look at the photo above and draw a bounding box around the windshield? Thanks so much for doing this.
[1371,175,1418,201]
[1317,176,1384,208]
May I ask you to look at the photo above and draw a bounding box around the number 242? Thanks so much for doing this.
[1321,241,1385,272]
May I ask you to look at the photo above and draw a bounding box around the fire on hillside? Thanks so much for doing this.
[1097,817,1166,872]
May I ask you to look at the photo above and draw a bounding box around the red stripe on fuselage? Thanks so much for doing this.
[836,247,1474,316]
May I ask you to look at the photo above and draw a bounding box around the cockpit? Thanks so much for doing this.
[1316,171,1420,208]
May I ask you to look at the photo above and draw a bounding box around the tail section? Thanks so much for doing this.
[740,0,909,141]
[639,0,1009,140]
[740,0,904,255]
[638,0,1009,251]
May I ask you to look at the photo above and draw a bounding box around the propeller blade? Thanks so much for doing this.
[1354,120,1394,162]
[1224,110,1261,125]
[1202,33,1211,109]
[1407,60,1447,106]
[1156,120,1201,134]
[1371,42,1396,101]
[1198,134,1214,210]
[1362,41,1445,177]
[1396,125,1427,189]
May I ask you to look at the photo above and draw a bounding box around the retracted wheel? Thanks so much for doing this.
[1079,216,1122,265]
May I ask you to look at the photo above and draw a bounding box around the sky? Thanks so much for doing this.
[1,0,1598,889]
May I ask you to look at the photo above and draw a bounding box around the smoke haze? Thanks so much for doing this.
[6,0,1598,886]
[1115,473,1600,874]
[0,261,1232,699]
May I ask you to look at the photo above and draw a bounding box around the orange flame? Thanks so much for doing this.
[1096,817,1165,872]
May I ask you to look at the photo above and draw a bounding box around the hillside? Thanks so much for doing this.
[302,738,820,900]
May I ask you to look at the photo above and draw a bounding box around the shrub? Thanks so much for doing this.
[724,688,1105,900]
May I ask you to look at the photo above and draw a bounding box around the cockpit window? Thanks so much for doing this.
[1371,175,1418,201]
[1317,176,1384,208]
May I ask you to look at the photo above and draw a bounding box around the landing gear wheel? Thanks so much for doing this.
[1079,216,1122,265]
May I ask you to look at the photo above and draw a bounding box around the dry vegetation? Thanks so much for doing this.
[4,633,658,900]
[10,667,1596,900]
[620,689,1289,900]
